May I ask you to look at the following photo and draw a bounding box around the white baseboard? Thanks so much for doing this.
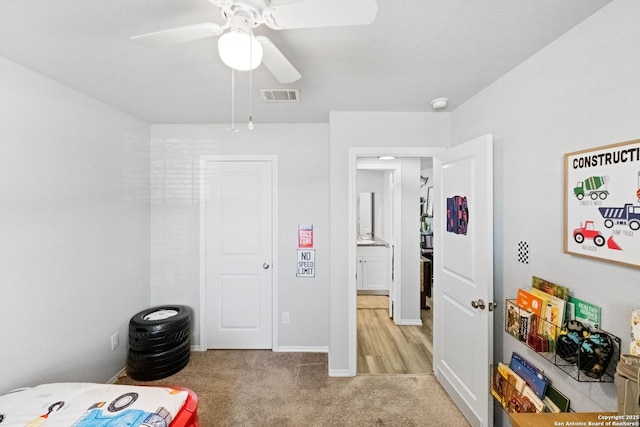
[275,346,329,353]
[107,367,127,384]
[328,369,353,377]
[189,345,328,353]
[395,319,423,326]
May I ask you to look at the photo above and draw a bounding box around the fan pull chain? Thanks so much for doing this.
[248,34,255,130]
[228,68,238,132]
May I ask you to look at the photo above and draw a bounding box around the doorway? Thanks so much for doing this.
[349,148,443,375]
[356,294,433,373]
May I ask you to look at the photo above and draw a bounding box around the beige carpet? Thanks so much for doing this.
[116,350,469,427]
[357,295,389,309]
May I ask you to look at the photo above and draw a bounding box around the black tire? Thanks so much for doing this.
[128,326,191,352]
[127,352,190,381]
[127,339,191,381]
[129,316,190,339]
[127,338,190,368]
[574,233,584,244]
[128,305,191,352]
[129,305,191,334]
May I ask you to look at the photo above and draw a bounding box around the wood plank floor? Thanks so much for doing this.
[357,295,433,375]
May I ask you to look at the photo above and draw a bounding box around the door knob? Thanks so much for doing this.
[263,263,270,269]
[471,299,486,310]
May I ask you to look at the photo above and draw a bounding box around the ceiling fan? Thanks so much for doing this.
[131,0,378,83]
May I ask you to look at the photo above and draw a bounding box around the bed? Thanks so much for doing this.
[0,382,199,426]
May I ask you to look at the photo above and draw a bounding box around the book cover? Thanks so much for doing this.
[509,352,549,399]
[532,276,569,300]
[521,385,545,413]
[530,288,565,341]
[491,362,526,408]
[542,301,561,346]
[506,300,521,340]
[528,288,549,337]
[543,396,560,413]
[565,301,575,323]
[519,311,534,342]
[544,383,570,412]
[499,363,526,393]
[527,333,549,353]
[491,363,514,407]
[516,288,544,317]
[568,296,601,330]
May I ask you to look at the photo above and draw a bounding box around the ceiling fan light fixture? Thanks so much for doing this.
[218,28,263,71]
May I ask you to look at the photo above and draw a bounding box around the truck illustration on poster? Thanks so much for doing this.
[564,138,640,268]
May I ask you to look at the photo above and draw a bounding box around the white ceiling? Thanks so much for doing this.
[0,0,611,124]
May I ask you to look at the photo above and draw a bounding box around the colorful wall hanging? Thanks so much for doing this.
[446,195,469,235]
[564,138,640,268]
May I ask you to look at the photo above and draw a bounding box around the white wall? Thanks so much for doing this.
[328,112,450,374]
[149,124,330,350]
[0,56,151,392]
[452,0,640,420]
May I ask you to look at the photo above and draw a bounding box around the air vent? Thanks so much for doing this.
[259,89,300,103]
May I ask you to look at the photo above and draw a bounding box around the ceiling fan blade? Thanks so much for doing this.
[130,23,224,48]
[256,36,301,83]
[263,0,377,30]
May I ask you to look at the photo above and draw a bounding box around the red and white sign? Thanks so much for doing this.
[298,225,313,248]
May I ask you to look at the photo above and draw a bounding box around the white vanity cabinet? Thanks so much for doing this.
[356,245,389,291]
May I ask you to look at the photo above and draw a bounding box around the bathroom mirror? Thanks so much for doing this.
[358,192,382,239]
[358,192,373,239]
[425,186,434,217]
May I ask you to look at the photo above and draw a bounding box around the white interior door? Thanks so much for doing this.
[387,171,395,318]
[205,160,273,349]
[433,135,493,427]
[388,244,394,317]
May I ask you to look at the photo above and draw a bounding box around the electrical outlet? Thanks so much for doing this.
[110,332,120,350]
[282,312,290,324]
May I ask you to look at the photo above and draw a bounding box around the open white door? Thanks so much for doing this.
[433,135,493,427]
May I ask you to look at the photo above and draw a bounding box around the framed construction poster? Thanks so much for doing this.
[564,138,640,269]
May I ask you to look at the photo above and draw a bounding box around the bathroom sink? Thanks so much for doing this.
[357,239,376,245]
[357,238,388,246]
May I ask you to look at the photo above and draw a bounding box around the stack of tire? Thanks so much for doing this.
[127,305,191,381]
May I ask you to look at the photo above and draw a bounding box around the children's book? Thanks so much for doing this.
[519,311,534,343]
[530,288,565,341]
[532,276,569,300]
[521,385,545,413]
[491,362,526,407]
[509,352,549,400]
[543,384,570,413]
[568,296,601,330]
[506,300,521,340]
[565,301,575,323]
[516,289,543,317]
